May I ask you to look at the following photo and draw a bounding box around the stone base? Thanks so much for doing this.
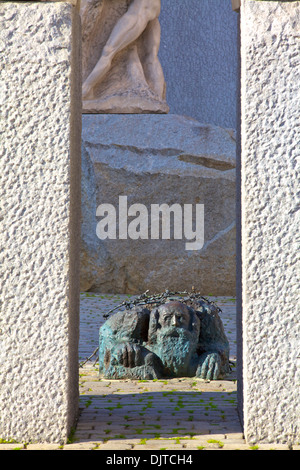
[81,114,236,296]
[83,94,169,114]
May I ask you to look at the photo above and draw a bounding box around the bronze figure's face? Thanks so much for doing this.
[158,302,192,333]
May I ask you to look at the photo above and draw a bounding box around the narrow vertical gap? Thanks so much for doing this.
[235,9,244,430]
[67,1,82,438]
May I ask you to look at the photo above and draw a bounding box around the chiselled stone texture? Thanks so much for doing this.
[240,1,300,445]
[81,114,236,296]
[0,2,81,443]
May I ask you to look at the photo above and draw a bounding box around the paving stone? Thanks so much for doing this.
[249,443,291,451]
[25,444,62,451]
[0,444,26,450]
[216,443,250,450]
[95,442,134,450]
[225,432,245,440]
[133,444,184,451]
[62,443,97,450]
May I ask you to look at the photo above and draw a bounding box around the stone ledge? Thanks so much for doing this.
[39,0,78,4]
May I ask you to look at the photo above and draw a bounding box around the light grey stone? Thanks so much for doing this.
[0,1,81,444]
[238,0,300,445]
[81,114,236,295]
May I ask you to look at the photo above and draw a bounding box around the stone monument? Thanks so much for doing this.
[80,0,236,296]
[81,0,169,113]
[81,114,236,295]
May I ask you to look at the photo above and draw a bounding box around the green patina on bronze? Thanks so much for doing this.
[98,291,230,381]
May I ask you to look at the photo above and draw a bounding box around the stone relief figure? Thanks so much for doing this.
[99,299,230,380]
[80,0,169,113]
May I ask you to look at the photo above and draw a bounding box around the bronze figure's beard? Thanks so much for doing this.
[151,326,198,376]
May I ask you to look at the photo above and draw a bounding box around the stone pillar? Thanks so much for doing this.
[0,1,81,443]
[238,1,300,445]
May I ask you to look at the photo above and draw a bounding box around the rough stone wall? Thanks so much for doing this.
[239,0,300,444]
[0,1,81,443]
[81,114,236,296]
[159,0,238,129]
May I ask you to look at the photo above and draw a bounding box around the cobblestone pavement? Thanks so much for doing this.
[0,294,296,451]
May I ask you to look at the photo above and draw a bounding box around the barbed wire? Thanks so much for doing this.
[79,289,222,368]
[102,288,222,320]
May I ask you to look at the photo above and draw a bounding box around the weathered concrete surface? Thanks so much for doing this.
[0,1,81,443]
[81,114,236,296]
[238,0,300,445]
